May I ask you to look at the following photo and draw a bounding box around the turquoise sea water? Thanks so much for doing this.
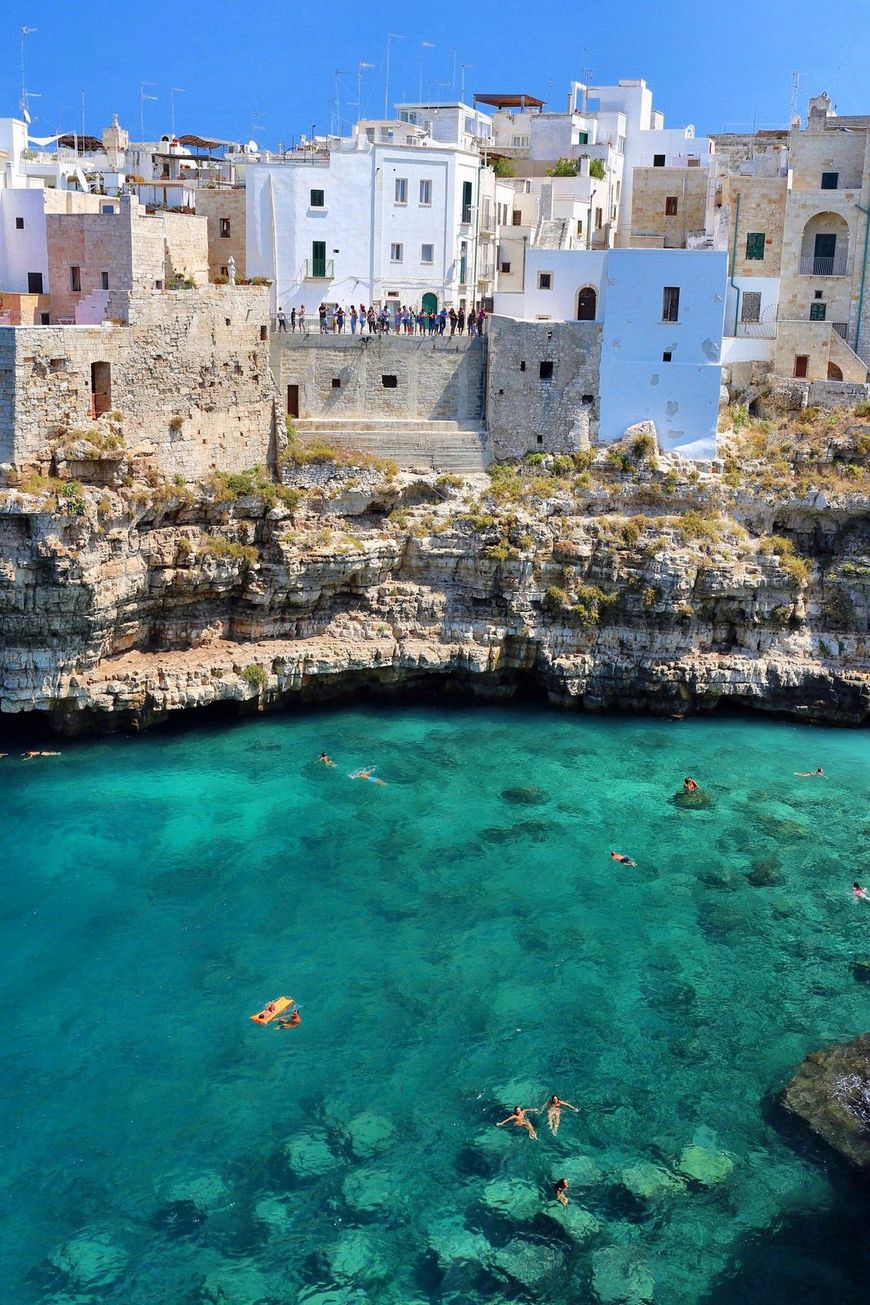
[1,705,869,1304]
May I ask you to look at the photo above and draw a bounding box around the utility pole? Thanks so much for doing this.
[383,33,403,120]
[139,82,157,140]
[80,89,86,146]
[419,41,434,107]
[19,26,37,121]
[170,88,186,137]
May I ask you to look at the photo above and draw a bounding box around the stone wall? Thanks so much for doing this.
[0,286,276,479]
[487,317,599,458]
[629,167,710,247]
[196,189,247,281]
[721,175,787,277]
[272,334,486,424]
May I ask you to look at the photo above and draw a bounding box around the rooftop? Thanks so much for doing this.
[474,93,545,110]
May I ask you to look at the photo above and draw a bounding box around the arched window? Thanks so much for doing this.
[576,286,597,321]
[827,361,843,381]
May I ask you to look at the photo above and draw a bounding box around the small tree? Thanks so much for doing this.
[491,157,517,178]
[589,158,606,179]
[547,158,576,178]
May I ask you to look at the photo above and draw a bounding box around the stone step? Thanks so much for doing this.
[292,424,489,471]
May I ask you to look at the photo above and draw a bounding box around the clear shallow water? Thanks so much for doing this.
[1,705,869,1304]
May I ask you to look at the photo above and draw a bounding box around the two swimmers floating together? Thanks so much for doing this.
[319,753,387,785]
[497,1094,580,1143]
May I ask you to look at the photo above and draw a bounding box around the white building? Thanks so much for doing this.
[494,245,727,458]
[246,124,506,314]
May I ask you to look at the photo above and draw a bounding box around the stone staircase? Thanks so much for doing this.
[534,217,572,250]
[293,418,490,472]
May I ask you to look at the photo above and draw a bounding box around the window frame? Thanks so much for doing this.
[309,188,325,208]
[394,177,408,205]
[661,286,680,323]
[219,217,231,239]
[820,171,838,191]
[420,242,434,264]
[70,265,81,293]
[15,216,24,230]
[390,242,403,263]
[809,301,827,321]
[665,195,678,216]
[740,291,762,324]
[537,271,552,291]
[418,178,432,206]
[745,231,765,261]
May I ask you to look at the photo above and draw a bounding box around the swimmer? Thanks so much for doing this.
[683,777,699,792]
[852,882,869,902]
[350,768,386,786]
[319,752,336,767]
[496,1106,538,1141]
[795,767,826,778]
[540,1093,580,1135]
[21,750,61,759]
[610,851,637,867]
[276,1009,302,1029]
[554,1178,570,1207]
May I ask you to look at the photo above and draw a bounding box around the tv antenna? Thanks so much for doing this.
[139,81,157,139]
[19,26,38,121]
[170,87,185,137]
[356,61,375,121]
[383,33,404,119]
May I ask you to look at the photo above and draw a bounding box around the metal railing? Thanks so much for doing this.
[798,254,848,276]
[832,321,848,340]
[735,320,777,337]
[303,259,334,280]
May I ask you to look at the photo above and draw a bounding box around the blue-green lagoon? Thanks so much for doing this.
[2,705,868,1303]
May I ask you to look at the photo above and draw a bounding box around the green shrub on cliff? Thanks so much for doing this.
[242,664,267,690]
[208,467,298,511]
[573,583,617,626]
[758,534,811,586]
[198,535,258,566]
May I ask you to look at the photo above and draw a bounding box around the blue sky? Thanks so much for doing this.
[3,0,868,145]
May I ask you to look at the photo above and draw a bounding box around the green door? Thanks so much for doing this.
[311,240,326,278]
[422,292,438,313]
[461,180,473,224]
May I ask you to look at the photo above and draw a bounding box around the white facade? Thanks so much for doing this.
[494,245,727,458]
[246,136,496,313]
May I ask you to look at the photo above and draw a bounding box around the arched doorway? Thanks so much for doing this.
[827,361,843,380]
[799,212,850,275]
[422,292,438,313]
[576,286,597,321]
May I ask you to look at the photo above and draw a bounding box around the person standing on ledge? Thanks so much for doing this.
[277,307,287,332]
[298,305,306,333]
[290,306,297,332]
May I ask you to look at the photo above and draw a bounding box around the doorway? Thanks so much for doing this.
[90,361,111,416]
[577,286,597,320]
[286,384,299,418]
[422,292,438,314]
[813,233,836,274]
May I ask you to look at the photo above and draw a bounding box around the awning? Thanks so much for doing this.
[177,134,233,149]
[473,93,545,110]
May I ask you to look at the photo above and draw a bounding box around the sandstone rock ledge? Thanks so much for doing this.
[782,1034,870,1174]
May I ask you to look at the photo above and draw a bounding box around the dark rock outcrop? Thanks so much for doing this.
[782,1034,870,1173]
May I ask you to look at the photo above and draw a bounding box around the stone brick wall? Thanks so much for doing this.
[272,334,486,424]
[487,317,600,459]
[0,286,276,479]
[196,189,247,281]
[721,175,787,277]
[629,167,710,247]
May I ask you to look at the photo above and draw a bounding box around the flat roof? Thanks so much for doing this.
[474,93,545,110]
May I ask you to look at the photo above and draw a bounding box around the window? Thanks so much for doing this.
[794,355,809,378]
[741,291,761,323]
[617,136,625,155]
[653,153,666,167]
[745,232,765,261]
[390,242,403,262]
[820,171,838,190]
[539,361,554,379]
[421,243,434,264]
[382,374,398,388]
[259,325,268,341]
[394,177,408,204]
[419,179,432,205]
[462,180,473,224]
[220,265,229,277]
[70,266,81,292]
[662,351,672,362]
[219,218,231,238]
[577,130,588,145]
[581,394,594,404]
[809,301,826,321]
[662,286,680,322]
[537,272,552,290]
[15,216,24,230]
[577,219,583,235]
[537,434,543,444]
[511,134,529,147]
[665,196,678,216]
[814,290,823,299]
[331,377,341,388]
[519,361,526,372]
[310,188,325,208]
[595,207,603,229]
[101,204,114,214]
[28,272,43,294]
[500,261,511,273]
[311,240,326,277]
[100,272,109,290]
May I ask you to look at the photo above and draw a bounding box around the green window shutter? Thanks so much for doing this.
[462,180,473,223]
[745,232,765,261]
[809,301,826,321]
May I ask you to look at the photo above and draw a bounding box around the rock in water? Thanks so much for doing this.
[481,1177,540,1222]
[345,1111,396,1160]
[591,1245,655,1304]
[500,785,548,805]
[672,789,713,810]
[50,1232,127,1288]
[781,1033,870,1173]
[676,1144,734,1185]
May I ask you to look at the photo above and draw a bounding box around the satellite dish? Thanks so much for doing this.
[247,139,258,153]
[23,108,32,125]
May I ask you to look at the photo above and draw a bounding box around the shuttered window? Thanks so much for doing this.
[745,232,765,261]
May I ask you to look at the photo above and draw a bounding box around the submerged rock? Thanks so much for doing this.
[500,785,548,806]
[285,1128,343,1178]
[549,1202,600,1243]
[253,1195,294,1234]
[161,1170,229,1211]
[620,1161,685,1202]
[481,1176,540,1221]
[325,1229,389,1285]
[554,1154,603,1187]
[50,1232,127,1288]
[491,1237,565,1290]
[591,1244,655,1303]
[781,1032,870,1172]
[344,1111,396,1160]
[672,789,713,810]
[341,1166,394,1214]
[425,1214,492,1270]
[676,1144,734,1185]
[746,862,785,887]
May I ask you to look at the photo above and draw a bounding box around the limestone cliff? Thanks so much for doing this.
[0,421,868,734]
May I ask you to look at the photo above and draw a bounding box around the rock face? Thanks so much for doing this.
[782,1034,870,1173]
[0,450,868,735]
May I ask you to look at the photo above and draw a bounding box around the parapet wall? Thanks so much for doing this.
[0,286,276,479]
[487,317,600,459]
[272,334,486,425]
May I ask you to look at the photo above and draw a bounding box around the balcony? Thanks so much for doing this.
[798,254,848,276]
[303,258,334,280]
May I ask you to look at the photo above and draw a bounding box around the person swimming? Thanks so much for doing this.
[540,1093,580,1135]
[554,1178,570,1207]
[319,752,335,767]
[795,768,826,778]
[852,882,869,902]
[21,751,61,759]
[683,777,699,792]
[276,1009,302,1029]
[350,769,386,785]
[496,1106,538,1141]
[610,851,637,867]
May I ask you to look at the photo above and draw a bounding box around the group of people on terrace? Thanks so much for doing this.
[276,302,486,337]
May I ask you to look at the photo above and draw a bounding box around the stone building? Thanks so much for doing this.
[628,164,713,248]
[0,285,276,480]
[196,188,246,282]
